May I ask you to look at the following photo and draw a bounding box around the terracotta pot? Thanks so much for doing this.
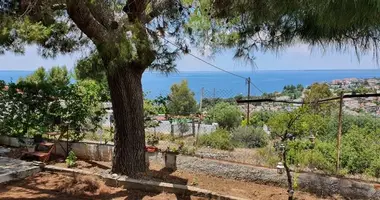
[145,145,158,153]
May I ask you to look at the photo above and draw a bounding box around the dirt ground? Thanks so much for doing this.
[156,137,275,167]
[52,160,335,200]
[0,171,207,200]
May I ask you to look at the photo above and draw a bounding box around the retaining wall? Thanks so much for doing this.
[0,135,113,161]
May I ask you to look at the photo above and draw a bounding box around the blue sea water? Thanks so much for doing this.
[1,69,379,100]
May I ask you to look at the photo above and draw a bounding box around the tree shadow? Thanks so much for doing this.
[137,167,193,199]
[139,167,188,185]
[85,160,111,170]
[1,169,197,200]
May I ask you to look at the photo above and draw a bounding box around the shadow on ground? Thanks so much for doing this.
[0,169,199,200]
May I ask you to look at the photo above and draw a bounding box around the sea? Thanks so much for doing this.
[1,70,379,100]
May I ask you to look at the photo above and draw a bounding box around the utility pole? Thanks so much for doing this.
[199,87,204,111]
[247,77,251,125]
[336,92,344,173]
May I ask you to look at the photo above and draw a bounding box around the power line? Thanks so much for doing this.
[250,82,265,94]
[146,27,266,94]
[147,28,246,79]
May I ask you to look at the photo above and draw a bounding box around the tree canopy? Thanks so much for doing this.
[167,80,197,115]
[190,0,380,62]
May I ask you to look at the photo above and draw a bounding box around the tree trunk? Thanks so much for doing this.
[283,149,294,200]
[107,66,146,176]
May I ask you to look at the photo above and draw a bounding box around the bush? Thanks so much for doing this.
[231,126,269,148]
[177,119,190,136]
[257,145,281,167]
[286,140,336,174]
[341,126,377,174]
[207,102,242,129]
[248,111,274,127]
[198,129,234,151]
[65,151,77,168]
[366,158,380,178]
[146,134,159,146]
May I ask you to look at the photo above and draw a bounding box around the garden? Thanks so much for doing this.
[0,67,380,199]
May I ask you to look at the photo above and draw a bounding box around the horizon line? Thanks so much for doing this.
[1,68,379,72]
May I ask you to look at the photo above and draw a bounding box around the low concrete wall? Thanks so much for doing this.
[0,135,113,161]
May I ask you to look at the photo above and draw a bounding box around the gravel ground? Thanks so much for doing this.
[156,138,277,167]
[150,153,288,187]
[148,155,380,199]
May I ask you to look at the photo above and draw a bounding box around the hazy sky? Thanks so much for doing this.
[0,44,378,72]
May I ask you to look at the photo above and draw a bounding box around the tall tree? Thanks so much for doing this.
[167,80,197,115]
[19,66,70,87]
[304,83,334,113]
[0,0,189,176]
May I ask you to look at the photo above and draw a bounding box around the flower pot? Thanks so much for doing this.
[164,152,178,170]
[27,147,35,152]
[145,146,158,153]
[144,146,159,168]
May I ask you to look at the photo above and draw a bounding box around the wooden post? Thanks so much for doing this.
[170,122,174,137]
[66,127,69,157]
[199,87,204,111]
[247,77,251,125]
[336,92,344,173]
[192,118,195,137]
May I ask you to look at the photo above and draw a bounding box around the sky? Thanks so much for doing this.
[0,44,378,72]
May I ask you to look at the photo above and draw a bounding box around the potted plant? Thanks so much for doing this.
[163,147,179,170]
[65,151,77,168]
[146,134,159,146]
[25,140,35,152]
[144,145,159,168]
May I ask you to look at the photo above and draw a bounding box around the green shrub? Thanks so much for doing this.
[248,111,274,127]
[257,145,281,167]
[179,145,196,156]
[177,119,190,135]
[341,126,377,174]
[198,129,234,151]
[65,151,77,168]
[146,134,159,146]
[207,102,242,129]
[366,158,380,178]
[286,140,336,174]
[231,126,269,148]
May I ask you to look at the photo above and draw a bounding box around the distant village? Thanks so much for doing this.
[249,77,380,116]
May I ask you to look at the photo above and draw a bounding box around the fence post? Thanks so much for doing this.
[192,118,195,137]
[247,77,251,125]
[200,87,204,111]
[336,92,344,173]
[170,122,174,137]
